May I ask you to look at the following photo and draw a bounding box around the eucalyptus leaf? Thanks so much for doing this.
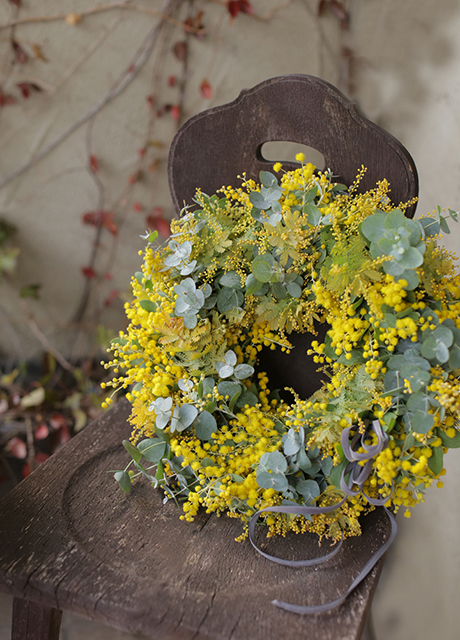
[233,364,255,380]
[170,404,198,432]
[138,439,168,464]
[218,381,242,399]
[438,428,460,448]
[259,171,278,188]
[245,273,267,296]
[194,410,218,441]
[258,451,288,474]
[286,282,302,298]
[282,429,301,456]
[272,282,287,299]
[256,470,288,492]
[427,446,443,476]
[408,411,434,435]
[139,299,157,313]
[122,439,142,464]
[297,447,312,472]
[419,216,440,237]
[249,191,271,210]
[219,271,242,289]
[235,390,258,408]
[114,470,132,493]
[252,260,273,283]
[321,456,334,477]
[304,203,321,226]
[361,211,387,243]
[217,287,243,313]
[305,185,318,203]
[296,479,320,502]
[183,313,198,329]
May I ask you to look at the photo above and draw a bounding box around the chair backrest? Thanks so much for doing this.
[168,74,418,216]
[167,75,419,399]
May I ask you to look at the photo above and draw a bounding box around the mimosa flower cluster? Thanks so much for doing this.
[106,156,460,541]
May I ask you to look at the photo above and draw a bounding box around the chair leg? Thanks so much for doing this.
[12,597,62,640]
[360,609,377,640]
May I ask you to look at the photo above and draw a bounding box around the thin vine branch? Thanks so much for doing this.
[0,0,180,191]
[71,118,107,325]
[206,0,292,21]
[25,417,35,473]
[0,1,205,35]
[22,304,74,371]
[51,14,123,95]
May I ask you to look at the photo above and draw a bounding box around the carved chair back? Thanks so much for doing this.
[168,75,418,398]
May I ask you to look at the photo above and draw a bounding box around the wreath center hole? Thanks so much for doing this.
[256,324,329,403]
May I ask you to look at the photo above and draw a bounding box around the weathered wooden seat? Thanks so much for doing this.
[0,75,418,640]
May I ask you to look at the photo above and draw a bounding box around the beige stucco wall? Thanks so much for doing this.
[1,1,460,637]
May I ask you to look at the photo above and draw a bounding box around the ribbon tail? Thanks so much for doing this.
[270,507,397,615]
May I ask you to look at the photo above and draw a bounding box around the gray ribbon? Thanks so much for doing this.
[248,419,397,613]
[340,420,393,507]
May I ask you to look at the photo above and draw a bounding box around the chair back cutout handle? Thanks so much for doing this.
[168,74,418,217]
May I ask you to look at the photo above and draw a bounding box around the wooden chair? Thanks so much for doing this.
[0,75,418,640]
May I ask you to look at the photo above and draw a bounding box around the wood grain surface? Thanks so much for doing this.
[0,399,389,640]
[0,75,416,639]
[168,74,418,217]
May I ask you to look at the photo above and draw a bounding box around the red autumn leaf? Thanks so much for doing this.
[22,464,31,479]
[239,0,253,14]
[8,0,20,6]
[133,202,143,212]
[200,79,213,100]
[103,289,120,308]
[34,424,49,440]
[151,206,165,217]
[103,217,118,236]
[12,40,28,64]
[16,83,30,98]
[49,413,66,429]
[146,215,170,237]
[7,437,27,459]
[318,0,328,17]
[227,1,240,18]
[330,0,349,27]
[168,75,176,87]
[129,170,143,185]
[82,211,97,225]
[184,10,205,36]
[35,452,49,464]
[81,211,117,235]
[318,0,349,26]
[57,425,71,445]
[149,158,160,173]
[146,94,155,109]
[16,82,42,99]
[173,41,188,61]
[82,266,96,279]
[0,90,16,107]
[170,105,180,121]
[89,154,99,173]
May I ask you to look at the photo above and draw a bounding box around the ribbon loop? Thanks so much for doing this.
[248,418,397,614]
